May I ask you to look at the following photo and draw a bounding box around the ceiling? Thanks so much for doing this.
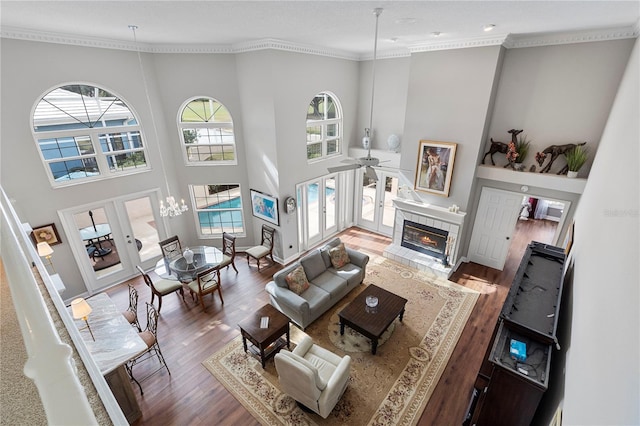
[1,1,638,57]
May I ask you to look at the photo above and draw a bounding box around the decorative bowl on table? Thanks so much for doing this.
[365,295,378,308]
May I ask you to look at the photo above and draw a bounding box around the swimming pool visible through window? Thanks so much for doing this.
[32,84,148,186]
[191,184,245,237]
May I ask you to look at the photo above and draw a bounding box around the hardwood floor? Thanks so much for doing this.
[104,220,556,425]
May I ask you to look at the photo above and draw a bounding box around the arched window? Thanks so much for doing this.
[306,92,342,161]
[178,97,236,165]
[32,84,148,185]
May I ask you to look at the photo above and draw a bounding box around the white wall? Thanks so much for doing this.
[563,38,639,425]
[357,56,411,151]
[488,39,635,176]
[0,40,179,296]
[235,49,361,259]
[152,52,252,247]
[399,45,503,211]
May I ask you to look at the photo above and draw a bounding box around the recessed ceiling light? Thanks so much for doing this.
[431,32,442,38]
[483,24,496,32]
[390,37,399,43]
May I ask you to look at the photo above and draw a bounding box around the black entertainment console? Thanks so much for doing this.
[465,241,566,426]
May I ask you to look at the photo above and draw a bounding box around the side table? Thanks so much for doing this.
[238,304,290,368]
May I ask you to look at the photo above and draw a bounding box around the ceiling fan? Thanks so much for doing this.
[327,8,385,181]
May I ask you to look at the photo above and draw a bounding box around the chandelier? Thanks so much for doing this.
[130,25,188,218]
[160,196,188,217]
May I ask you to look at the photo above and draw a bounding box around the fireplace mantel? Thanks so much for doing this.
[392,198,466,225]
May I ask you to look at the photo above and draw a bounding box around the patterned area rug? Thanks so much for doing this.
[203,256,479,425]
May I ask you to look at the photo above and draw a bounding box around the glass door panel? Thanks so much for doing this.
[381,175,399,234]
[358,170,398,236]
[360,175,378,224]
[123,196,161,263]
[72,206,127,281]
[306,182,321,243]
[324,177,336,233]
[297,175,341,251]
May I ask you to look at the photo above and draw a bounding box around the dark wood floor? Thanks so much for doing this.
[105,220,556,425]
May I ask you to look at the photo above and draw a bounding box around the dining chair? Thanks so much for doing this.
[125,302,170,395]
[218,232,238,273]
[246,225,275,271]
[186,266,224,312]
[136,265,185,313]
[159,235,182,261]
[158,235,183,281]
[121,284,141,332]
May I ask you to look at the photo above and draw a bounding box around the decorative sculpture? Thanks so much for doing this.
[482,129,523,165]
[537,142,587,174]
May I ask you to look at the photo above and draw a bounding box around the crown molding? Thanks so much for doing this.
[360,48,412,60]
[148,44,234,54]
[409,34,510,53]
[2,24,638,59]
[0,26,151,52]
[231,38,358,60]
[504,24,639,49]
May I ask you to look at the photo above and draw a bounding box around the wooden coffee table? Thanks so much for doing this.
[238,304,290,368]
[338,284,407,355]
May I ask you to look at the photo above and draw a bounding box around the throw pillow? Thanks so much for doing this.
[329,243,351,269]
[285,265,310,295]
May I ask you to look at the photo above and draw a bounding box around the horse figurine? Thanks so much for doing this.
[482,129,523,165]
[538,142,587,174]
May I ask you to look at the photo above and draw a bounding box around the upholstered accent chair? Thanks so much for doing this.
[274,335,351,418]
[246,224,275,270]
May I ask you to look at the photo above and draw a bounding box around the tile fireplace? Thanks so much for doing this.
[384,198,466,278]
[401,220,449,266]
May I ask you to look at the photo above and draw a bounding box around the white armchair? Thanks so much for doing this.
[274,335,351,418]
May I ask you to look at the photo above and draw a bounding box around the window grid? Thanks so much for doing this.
[178,98,237,165]
[32,85,149,185]
[306,92,342,161]
[191,184,245,237]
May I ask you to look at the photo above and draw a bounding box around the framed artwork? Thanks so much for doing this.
[31,223,62,246]
[250,189,279,226]
[414,140,457,197]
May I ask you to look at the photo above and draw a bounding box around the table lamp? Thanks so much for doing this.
[37,242,55,273]
[71,298,95,341]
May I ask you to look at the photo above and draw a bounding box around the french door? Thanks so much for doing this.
[357,169,398,236]
[297,175,339,250]
[59,191,166,293]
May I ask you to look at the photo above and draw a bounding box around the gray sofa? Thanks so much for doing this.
[265,238,369,329]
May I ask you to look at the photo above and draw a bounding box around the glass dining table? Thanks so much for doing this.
[154,246,224,283]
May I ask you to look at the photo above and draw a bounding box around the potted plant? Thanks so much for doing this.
[564,144,589,177]
[514,135,531,171]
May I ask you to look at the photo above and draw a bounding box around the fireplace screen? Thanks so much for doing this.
[401,220,449,261]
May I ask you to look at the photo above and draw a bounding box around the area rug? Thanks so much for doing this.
[203,255,479,425]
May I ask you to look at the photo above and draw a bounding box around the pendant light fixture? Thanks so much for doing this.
[363,8,383,151]
[129,25,188,217]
